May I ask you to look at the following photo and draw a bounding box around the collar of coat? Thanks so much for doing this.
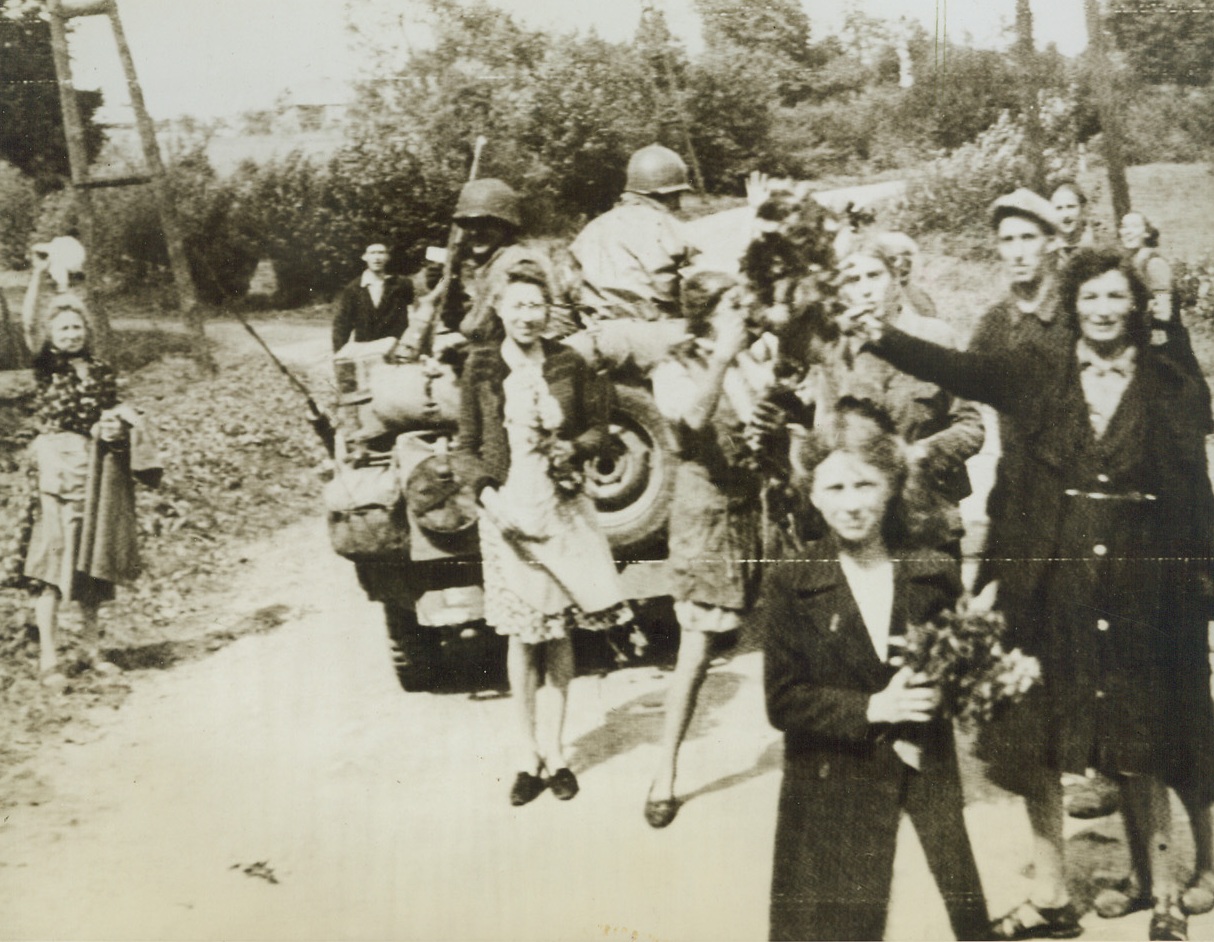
[463,337,574,383]
[778,536,958,597]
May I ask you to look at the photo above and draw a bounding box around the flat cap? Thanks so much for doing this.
[990,188,1060,234]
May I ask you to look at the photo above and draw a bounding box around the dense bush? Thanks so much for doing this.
[229,143,450,306]
[0,158,36,269]
[1119,86,1214,165]
[28,149,259,304]
[768,86,929,179]
[892,113,1077,254]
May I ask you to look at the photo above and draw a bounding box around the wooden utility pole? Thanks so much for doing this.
[106,1,211,369]
[1083,0,1132,220]
[1014,0,1047,194]
[46,0,214,371]
[45,0,111,356]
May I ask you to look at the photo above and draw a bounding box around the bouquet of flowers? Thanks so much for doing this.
[894,603,1041,728]
[528,385,585,498]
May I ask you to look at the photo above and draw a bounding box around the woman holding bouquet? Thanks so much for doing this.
[861,247,1214,941]
[457,253,630,807]
[762,397,989,941]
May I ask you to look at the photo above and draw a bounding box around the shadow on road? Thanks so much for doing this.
[680,738,783,805]
[568,667,746,774]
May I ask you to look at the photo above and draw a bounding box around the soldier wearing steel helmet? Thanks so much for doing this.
[398,177,524,360]
[571,144,700,323]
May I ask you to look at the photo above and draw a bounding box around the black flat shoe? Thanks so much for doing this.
[990,900,1083,940]
[644,788,680,829]
[548,767,579,801]
[509,771,546,807]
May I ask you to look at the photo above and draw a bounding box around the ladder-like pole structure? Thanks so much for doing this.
[48,0,215,371]
[45,0,111,356]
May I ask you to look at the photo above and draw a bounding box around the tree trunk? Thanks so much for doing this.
[1083,0,1132,220]
[1015,0,1047,194]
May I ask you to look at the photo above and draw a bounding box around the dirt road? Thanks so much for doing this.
[2,504,1206,940]
[1,262,1208,939]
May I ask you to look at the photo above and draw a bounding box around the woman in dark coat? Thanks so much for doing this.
[762,398,989,942]
[862,247,1214,941]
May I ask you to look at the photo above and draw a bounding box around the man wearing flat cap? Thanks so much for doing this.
[966,188,1065,594]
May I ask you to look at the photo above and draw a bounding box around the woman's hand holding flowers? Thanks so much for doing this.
[867,666,941,725]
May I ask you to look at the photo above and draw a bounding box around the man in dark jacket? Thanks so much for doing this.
[331,242,414,352]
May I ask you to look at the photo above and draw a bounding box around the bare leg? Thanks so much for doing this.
[1180,789,1214,913]
[1181,789,1213,873]
[541,637,574,770]
[1122,776,1179,897]
[506,637,542,774]
[79,598,101,659]
[1118,774,1153,897]
[1023,766,1070,909]
[650,627,712,800]
[35,586,61,674]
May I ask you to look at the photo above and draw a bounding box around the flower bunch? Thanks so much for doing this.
[536,432,584,497]
[896,603,1040,728]
[529,386,584,498]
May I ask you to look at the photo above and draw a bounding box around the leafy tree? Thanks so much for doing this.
[0,1,104,187]
[901,44,1023,150]
[696,0,813,65]
[522,34,656,216]
[693,0,832,106]
[1107,0,1214,86]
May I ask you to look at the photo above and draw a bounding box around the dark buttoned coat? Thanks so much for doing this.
[874,323,1214,798]
[761,542,988,942]
[454,339,611,497]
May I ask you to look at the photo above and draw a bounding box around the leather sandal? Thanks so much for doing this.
[1181,871,1214,916]
[990,900,1083,940]
[1093,878,1151,919]
[643,786,680,829]
[1149,898,1188,941]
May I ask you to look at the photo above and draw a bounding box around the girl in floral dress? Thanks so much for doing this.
[457,254,629,806]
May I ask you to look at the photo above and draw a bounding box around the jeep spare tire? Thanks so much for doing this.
[585,384,677,552]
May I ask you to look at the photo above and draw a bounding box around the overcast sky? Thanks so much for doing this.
[70,0,1092,120]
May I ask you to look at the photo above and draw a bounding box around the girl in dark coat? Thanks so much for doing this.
[762,397,989,942]
[861,248,1214,941]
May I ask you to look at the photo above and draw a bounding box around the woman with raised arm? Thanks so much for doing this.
[861,247,1214,941]
[643,272,770,829]
[13,249,152,683]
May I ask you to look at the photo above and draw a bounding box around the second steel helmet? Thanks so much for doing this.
[454,178,522,229]
[625,144,691,195]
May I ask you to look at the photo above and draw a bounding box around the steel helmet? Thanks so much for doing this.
[454,178,522,229]
[625,144,691,195]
